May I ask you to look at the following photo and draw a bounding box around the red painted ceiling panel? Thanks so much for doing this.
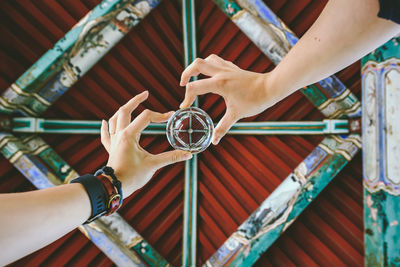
[0,0,363,266]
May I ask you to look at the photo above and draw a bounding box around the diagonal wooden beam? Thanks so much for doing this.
[9,117,360,135]
[204,135,361,266]
[200,1,365,265]
[212,0,361,119]
[182,0,199,266]
[0,133,171,267]
[0,0,161,116]
[361,37,400,266]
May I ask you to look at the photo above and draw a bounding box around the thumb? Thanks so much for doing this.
[152,150,193,169]
[213,111,236,145]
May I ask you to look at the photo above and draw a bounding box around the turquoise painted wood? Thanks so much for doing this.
[0,0,160,116]
[0,133,62,188]
[12,117,351,135]
[362,36,400,266]
[18,134,78,183]
[0,0,369,266]
[182,0,199,266]
[183,155,198,267]
[212,0,361,119]
[204,135,361,266]
[229,120,350,134]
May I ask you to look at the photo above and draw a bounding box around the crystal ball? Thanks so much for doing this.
[166,107,214,153]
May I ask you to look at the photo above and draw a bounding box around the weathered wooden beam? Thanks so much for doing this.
[204,135,361,266]
[0,134,62,188]
[362,36,400,266]
[0,0,160,116]
[212,0,361,119]
[10,117,359,135]
[182,0,199,266]
[0,134,170,267]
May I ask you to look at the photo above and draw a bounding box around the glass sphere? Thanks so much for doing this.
[166,107,214,153]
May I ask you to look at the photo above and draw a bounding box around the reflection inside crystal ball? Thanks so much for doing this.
[166,107,214,153]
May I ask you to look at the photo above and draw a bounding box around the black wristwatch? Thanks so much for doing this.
[71,174,108,224]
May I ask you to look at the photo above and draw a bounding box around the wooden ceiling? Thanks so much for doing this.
[0,0,363,266]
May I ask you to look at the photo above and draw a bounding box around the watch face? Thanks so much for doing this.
[166,107,214,153]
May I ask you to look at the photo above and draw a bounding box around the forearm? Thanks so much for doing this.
[269,0,400,99]
[0,183,90,265]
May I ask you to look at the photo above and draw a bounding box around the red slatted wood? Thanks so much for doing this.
[0,0,363,266]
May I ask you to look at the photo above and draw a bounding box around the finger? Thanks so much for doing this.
[116,91,149,132]
[100,120,111,152]
[180,78,216,109]
[180,58,219,86]
[151,150,192,169]
[126,110,174,138]
[205,54,226,65]
[108,114,117,135]
[212,110,237,145]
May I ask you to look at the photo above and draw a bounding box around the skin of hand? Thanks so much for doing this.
[179,55,280,145]
[0,92,192,266]
[101,91,193,197]
[180,0,400,145]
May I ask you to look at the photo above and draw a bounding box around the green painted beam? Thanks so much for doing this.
[0,133,61,188]
[11,117,353,135]
[0,133,170,267]
[212,0,361,119]
[0,0,161,116]
[229,120,350,134]
[12,118,166,134]
[183,154,198,267]
[182,0,199,266]
[362,37,400,266]
[204,135,361,266]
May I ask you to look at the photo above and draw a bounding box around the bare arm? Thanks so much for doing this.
[0,92,192,265]
[270,0,400,99]
[0,184,91,265]
[180,0,400,144]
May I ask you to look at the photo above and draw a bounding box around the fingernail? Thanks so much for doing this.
[212,137,220,145]
[142,90,149,96]
[184,152,193,159]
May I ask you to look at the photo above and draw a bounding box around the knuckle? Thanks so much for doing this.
[209,54,218,60]
[109,115,117,122]
[186,82,195,92]
[215,127,224,135]
[215,76,227,90]
[118,106,127,113]
[193,58,203,66]
[119,131,129,141]
[171,153,180,162]
[228,111,238,122]
[142,109,151,117]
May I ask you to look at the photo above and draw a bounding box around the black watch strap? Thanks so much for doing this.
[71,174,108,224]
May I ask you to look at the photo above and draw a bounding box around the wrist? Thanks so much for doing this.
[264,69,292,104]
[94,166,123,209]
[106,163,136,198]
